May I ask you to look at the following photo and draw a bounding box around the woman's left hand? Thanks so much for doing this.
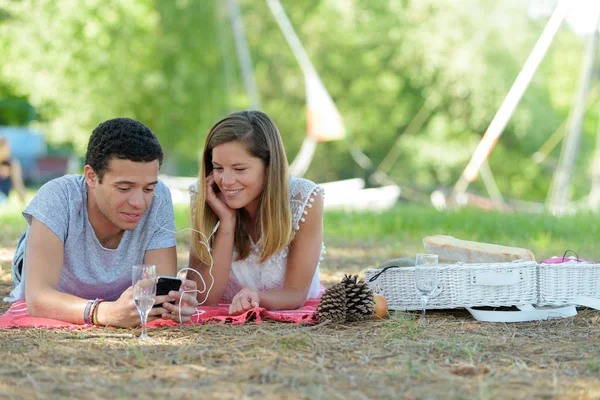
[161,279,199,323]
[229,288,260,315]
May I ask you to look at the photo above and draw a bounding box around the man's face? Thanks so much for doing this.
[88,158,160,231]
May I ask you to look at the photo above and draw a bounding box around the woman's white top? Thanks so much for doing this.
[189,176,325,301]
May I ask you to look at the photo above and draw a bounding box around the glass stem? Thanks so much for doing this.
[420,295,428,321]
[139,310,149,338]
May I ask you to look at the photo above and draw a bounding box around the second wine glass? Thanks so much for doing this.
[132,264,157,339]
[414,254,439,324]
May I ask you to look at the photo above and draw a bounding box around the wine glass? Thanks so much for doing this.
[132,264,157,339]
[414,254,439,324]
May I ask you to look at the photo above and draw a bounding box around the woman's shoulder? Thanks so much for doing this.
[189,179,199,194]
[288,176,324,199]
[288,177,324,230]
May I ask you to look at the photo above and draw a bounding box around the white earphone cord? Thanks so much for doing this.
[152,194,220,324]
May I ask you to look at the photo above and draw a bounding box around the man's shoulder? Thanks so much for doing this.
[155,179,170,194]
[154,179,174,205]
[41,174,84,189]
[23,175,86,237]
[34,174,85,200]
[145,179,174,217]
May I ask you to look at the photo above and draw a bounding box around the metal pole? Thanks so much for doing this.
[377,0,504,176]
[265,0,317,77]
[547,10,599,213]
[589,101,600,211]
[217,0,234,113]
[228,0,261,110]
[453,0,571,198]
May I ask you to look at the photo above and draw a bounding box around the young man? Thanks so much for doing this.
[6,118,197,327]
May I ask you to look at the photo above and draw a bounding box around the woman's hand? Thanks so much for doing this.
[229,288,260,315]
[97,287,169,328]
[160,279,199,323]
[205,173,236,222]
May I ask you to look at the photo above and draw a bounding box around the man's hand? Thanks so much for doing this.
[96,286,169,328]
[159,279,199,323]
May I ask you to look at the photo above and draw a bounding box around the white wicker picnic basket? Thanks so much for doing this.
[538,261,600,306]
[364,259,538,311]
[365,258,600,322]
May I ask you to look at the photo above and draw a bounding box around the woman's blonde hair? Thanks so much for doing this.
[191,110,292,265]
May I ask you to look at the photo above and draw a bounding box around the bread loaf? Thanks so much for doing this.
[422,235,536,263]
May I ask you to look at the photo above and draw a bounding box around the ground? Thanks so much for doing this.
[1,242,600,400]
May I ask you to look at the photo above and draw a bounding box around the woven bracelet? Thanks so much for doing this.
[83,300,94,325]
[91,299,104,326]
[88,298,101,325]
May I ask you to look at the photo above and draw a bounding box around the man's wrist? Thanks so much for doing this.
[95,301,111,326]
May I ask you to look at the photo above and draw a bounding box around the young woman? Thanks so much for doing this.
[188,110,325,315]
[0,137,26,206]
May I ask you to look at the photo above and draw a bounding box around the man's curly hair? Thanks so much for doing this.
[85,118,163,183]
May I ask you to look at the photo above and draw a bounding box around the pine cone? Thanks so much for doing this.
[342,274,375,322]
[315,282,347,323]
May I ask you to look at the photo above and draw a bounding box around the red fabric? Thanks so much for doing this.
[0,298,320,329]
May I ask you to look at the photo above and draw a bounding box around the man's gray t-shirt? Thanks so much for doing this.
[7,174,176,302]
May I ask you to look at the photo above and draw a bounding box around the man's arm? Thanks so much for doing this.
[25,218,155,327]
[25,218,88,322]
[144,246,177,277]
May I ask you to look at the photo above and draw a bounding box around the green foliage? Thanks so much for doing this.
[0,0,594,201]
[0,0,228,169]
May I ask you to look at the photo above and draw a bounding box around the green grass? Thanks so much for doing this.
[323,204,599,261]
[3,197,597,262]
[2,195,600,400]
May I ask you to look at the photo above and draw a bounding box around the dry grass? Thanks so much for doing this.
[1,243,600,399]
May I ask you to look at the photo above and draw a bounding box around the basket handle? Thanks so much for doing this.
[561,249,579,262]
[368,265,400,282]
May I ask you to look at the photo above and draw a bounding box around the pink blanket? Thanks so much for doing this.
[0,299,320,329]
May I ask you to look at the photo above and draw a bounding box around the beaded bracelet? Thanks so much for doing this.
[83,300,94,325]
[91,299,104,326]
[87,298,102,326]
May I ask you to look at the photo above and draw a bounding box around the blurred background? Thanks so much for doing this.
[1,0,599,214]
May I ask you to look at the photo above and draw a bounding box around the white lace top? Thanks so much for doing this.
[189,176,325,301]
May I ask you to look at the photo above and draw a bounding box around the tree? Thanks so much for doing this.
[0,0,590,202]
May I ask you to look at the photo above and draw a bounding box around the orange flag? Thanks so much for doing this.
[306,73,345,142]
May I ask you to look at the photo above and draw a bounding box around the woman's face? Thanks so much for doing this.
[211,140,266,218]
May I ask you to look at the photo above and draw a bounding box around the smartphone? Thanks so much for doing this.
[153,276,182,308]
